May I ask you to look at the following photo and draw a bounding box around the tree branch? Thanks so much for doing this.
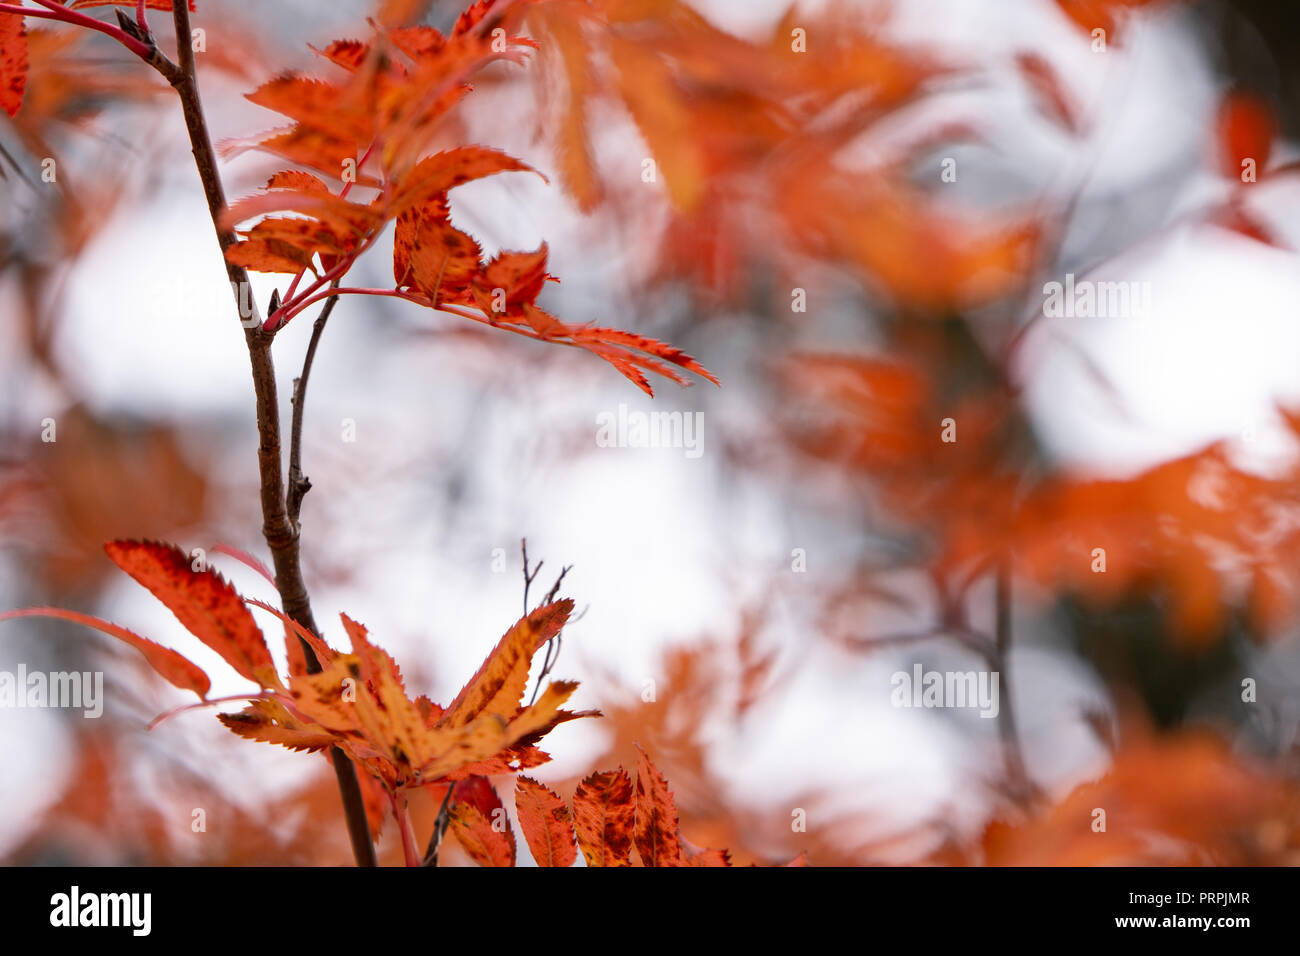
[165,0,376,866]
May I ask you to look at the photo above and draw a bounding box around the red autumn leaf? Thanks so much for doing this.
[634,744,683,867]
[514,776,577,867]
[0,11,26,118]
[0,607,210,698]
[1216,91,1275,179]
[103,540,280,688]
[470,244,554,319]
[572,767,635,867]
[225,235,319,275]
[448,775,516,867]
[390,147,544,218]
[393,196,483,299]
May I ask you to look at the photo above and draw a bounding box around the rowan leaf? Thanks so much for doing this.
[390,147,543,219]
[217,699,336,752]
[515,776,577,867]
[245,73,344,128]
[103,540,280,689]
[470,244,554,318]
[336,613,437,775]
[572,767,634,867]
[439,599,572,728]
[634,744,683,866]
[0,11,27,119]
[498,678,598,750]
[393,195,483,300]
[0,607,210,698]
[448,775,516,867]
[225,236,317,275]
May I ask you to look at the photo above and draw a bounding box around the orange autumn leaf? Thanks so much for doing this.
[607,32,705,211]
[0,11,26,118]
[514,776,577,867]
[231,601,597,791]
[634,744,682,867]
[217,699,337,753]
[979,733,1299,865]
[449,775,516,867]
[439,600,573,728]
[214,16,717,396]
[572,767,635,867]
[470,245,554,319]
[527,0,603,211]
[389,147,544,218]
[103,540,280,688]
[0,606,210,698]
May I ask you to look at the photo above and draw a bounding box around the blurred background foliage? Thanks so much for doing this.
[1,0,1299,865]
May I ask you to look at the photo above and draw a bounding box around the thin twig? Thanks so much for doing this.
[422,782,458,866]
[528,561,571,704]
[287,281,341,527]
[521,538,542,614]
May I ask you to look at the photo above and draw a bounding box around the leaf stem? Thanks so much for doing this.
[6,0,158,61]
[391,792,422,867]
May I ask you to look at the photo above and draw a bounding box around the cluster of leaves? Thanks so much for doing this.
[961,730,1300,865]
[216,7,716,396]
[524,0,1038,307]
[0,538,812,865]
[455,746,766,866]
[0,540,598,842]
[784,350,1300,648]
